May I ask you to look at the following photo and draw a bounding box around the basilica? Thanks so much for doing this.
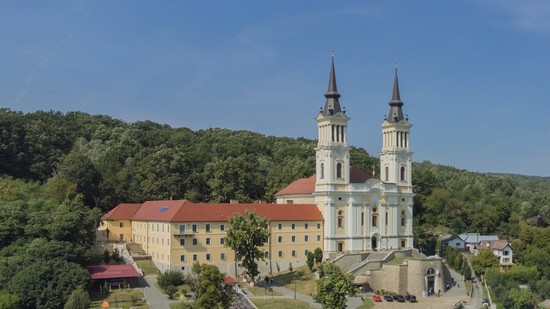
[275,55,414,257]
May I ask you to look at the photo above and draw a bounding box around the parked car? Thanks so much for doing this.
[396,295,406,302]
[371,294,382,302]
[408,295,417,302]
[383,295,394,302]
[392,295,399,301]
[482,298,489,308]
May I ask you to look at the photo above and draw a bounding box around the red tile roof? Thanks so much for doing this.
[171,202,323,222]
[87,265,141,280]
[101,203,142,220]
[274,166,373,196]
[131,200,188,221]
[275,175,316,196]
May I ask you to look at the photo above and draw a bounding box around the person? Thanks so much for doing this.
[437,289,441,297]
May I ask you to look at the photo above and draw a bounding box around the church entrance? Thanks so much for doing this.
[337,241,344,253]
[425,268,438,296]
[371,237,378,251]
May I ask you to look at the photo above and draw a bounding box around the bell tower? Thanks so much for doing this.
[380,66,413,192]
[315,52,350,191]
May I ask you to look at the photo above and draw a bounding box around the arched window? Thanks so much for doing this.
[385,166,389,181]
[336,163,342,178]
[320,163,325,179]
[401,210,406,226]
[427,268,436,275]
[337,210,343,229]
[372,215,378,227]
[400,166,406,181]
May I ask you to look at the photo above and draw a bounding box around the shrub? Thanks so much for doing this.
[158,270,185,291]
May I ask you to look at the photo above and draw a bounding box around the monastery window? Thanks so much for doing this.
[317,223,321,229]
[192,224,198,232]
[292,250,296,257]
[278,251,283,257]
[162,224,164,232]
[220,224,225,231]
[291,236,296,242]
[401,210,406,227]
[305,250,309,256]
[336,163,343,178]
[278,223,283,230]
[206,254,211,261]
[304,235,309,242]
[331,125,335,142]
[151,224,154,231]
[206,238,211,245]
[220,237,225,245]
[162,238,164,245]
[385,212,389,226]
[317,235,321,241]
[181,266,185,271]
[157,224,159,232]
[205,224,211,232]
[401,239,406,248]
[305,223,309,229]
[291,223,296,230]
[179,224,186,234]
[180,255,185,262]
[320,163,324,179]
[264,251,269,259]
[192,238,198,246]
[503,251,509,256]
[120,223,123,228]
[278,236,283,243]
[372,215,378,227]
[221,253,226,260]
[385,166,389,181]
[193,254,198,261]
[180,239,185,246]
[400,166,406,181]
[337,210,344,229]
[361,212,364,226]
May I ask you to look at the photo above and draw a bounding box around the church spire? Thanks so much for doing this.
[323,50,342,115]
[387,64,405,123]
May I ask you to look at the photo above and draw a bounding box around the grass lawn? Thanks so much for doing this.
[465,280,473,296]
[251,298,313,309]
[246,286,283,296]
[90,288,147,309]
[135,259,160,275]
[170,301,196,308]
[272,265,317,296]
[356,298,375,309]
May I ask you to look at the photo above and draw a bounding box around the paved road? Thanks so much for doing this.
[139,275,171,309]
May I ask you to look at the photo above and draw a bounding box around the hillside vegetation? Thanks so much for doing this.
[1,108,550,307]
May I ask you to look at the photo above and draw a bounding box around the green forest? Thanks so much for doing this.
[1,108,550,308]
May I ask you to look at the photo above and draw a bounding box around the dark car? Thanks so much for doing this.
[383,295,394,302]
[409,295,417,302]
[396,295,406,302]
[392,295,399,301]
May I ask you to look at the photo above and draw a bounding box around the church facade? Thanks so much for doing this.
[276,56,414,256]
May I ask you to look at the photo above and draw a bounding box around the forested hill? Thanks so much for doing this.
[1,108,549,236]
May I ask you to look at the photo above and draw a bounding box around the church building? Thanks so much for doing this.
[275,55,414,256]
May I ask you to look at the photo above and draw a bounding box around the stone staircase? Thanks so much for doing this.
[332,249,416,275]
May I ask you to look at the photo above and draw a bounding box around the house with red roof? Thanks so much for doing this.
[100,203,141,242]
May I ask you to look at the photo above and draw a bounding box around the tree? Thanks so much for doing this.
[314,247,323,264]
[64,286,90,309]
[190,263,233,308]
[7,259,88,309]
[157,270,184,292]
[225,211,269,282]
[505,288,535,309]
[306,252,315,271]
[314,262,356,309]
[0,291,20,309]
[471,249,499,276]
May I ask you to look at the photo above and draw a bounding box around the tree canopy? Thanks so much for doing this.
[314,262,356,309]
[225,211,269,281]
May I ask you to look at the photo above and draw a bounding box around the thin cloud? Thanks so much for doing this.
[483,0,550,34]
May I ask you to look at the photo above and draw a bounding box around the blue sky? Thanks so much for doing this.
[2,1,550,176]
